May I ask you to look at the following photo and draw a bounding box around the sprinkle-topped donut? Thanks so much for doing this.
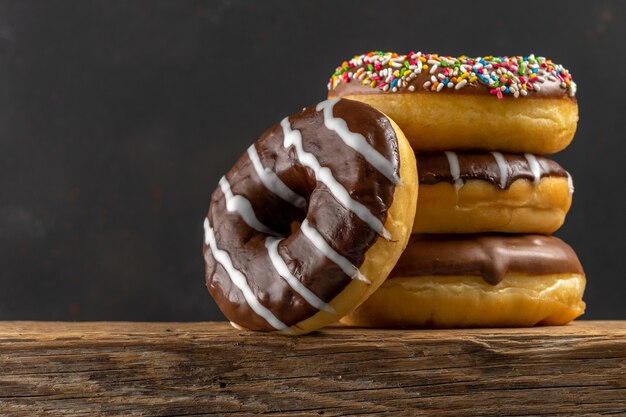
[327,52,579,154]
[328,52,576,99]
[203,98,418,335]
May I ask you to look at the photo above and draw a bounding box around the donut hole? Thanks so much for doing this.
[261,183,312,238]
[251,154,317,238]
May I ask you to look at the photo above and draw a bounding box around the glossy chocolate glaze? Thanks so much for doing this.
[203,99,400,331]
[417,152,569,189]
[391,234,584,285]
[329,71,574,99]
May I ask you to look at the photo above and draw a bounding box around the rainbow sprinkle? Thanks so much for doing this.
[328,52,576,99]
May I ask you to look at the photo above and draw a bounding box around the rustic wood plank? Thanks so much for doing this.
[0,321,624,416]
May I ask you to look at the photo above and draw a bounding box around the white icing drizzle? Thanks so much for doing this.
[265,237,335,313]
[567,172,575,195]
[247,145,307,209]
[444,151,464,193]
[219,176,278,236]
[523,153,542,186]
[204,219,291,333]
[315,98,400,184]
[490,151,509,189]
[300,219,371,284]
[281,117,391,240]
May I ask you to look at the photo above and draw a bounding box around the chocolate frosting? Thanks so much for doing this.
[330,73,573,99]
[203,99,400,331]
[416,152,569,189]
[328,52,576,101]
[391,234,584,285]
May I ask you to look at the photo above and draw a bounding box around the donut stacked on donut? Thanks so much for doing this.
[328,52,577,153]
[412,152,573,234]
[340,234,586,328]
[203,98,418,335]
[329,51,585,328]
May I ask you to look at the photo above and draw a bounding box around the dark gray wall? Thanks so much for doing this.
[0,0,624,321]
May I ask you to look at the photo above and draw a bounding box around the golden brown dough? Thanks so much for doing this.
[336,94,578,153]
[413,177,572,234]
[342,273,586,328]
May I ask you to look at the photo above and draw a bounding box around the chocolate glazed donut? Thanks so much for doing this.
[412,151,574,234]
[203,98,418,334]
[342,234,586,328]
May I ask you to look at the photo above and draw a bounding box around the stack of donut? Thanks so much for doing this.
[202,51,585,335]
[328,51,585,328]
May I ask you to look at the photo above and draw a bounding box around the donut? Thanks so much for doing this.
[412,151,573,234]
[203,98,418,335]
[341,234,586,328]
[328,52,578,154]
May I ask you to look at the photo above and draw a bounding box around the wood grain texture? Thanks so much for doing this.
[0,321,625,416]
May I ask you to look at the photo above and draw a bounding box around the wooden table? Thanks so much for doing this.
[0,321,625,416]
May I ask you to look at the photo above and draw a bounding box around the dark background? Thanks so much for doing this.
[0,1,624,321]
